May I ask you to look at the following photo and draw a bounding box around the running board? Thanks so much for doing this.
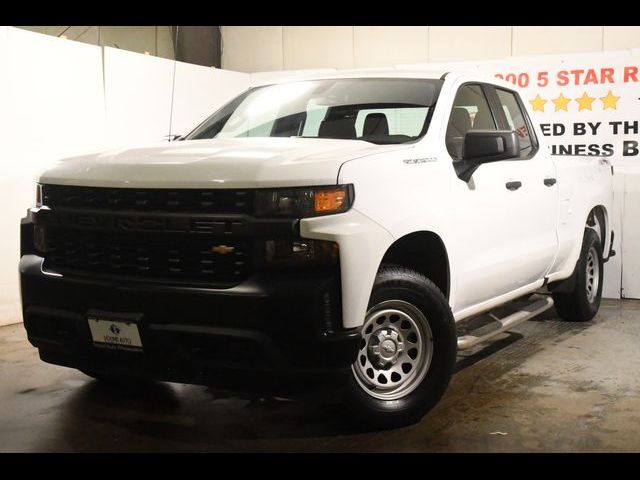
[457,296,554,350]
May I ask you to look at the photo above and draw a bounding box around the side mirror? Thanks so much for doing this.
[455,130,520,182]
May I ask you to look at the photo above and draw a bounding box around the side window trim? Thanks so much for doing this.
[459,82,501,131]
[488,85,540,161]
[479,83,503,131]
[513,87,539,154]
[484,86,511,130]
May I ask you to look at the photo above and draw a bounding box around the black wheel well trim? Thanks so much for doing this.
[549,209,607,293]
[378,231,450,299]
[587,205,608,253]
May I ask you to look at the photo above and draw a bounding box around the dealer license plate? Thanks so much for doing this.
[88,315,143,350]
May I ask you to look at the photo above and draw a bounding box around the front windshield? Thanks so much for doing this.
[185,78,442,145]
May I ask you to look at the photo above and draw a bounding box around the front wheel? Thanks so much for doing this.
[553,228,603,322]
[341,265,457,430]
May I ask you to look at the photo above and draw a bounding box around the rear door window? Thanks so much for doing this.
[494,88,538,158]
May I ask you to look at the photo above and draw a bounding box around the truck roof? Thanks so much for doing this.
[249,68,520,92]
[251,68,452,86]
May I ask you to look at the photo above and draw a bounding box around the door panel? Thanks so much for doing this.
[492,87,558,285]
[452,160,535,308]
[447,83,558,312]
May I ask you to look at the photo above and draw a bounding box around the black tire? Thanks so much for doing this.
[553,228,603,322]
[341,265,457,430]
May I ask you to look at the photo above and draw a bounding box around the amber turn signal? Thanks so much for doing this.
[314,187,347,213]
[254,184,353,217]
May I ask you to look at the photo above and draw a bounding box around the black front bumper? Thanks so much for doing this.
[20,251,361,397]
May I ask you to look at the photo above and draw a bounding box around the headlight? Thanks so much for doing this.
[254,185,354,218]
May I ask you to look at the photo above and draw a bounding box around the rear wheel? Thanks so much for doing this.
[341,265,457,430]
[553,228,603,322]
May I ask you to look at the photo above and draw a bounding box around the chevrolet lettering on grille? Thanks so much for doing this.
[40,211,242,235]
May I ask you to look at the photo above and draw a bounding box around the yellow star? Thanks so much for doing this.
[600,90,620,110]
[576,92,595,111]
[552,93,571,112]
[529,94,547,112]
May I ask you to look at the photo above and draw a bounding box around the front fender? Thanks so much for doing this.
[300,209,394,329]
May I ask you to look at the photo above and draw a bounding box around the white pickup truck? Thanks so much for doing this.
[20,70,614,429]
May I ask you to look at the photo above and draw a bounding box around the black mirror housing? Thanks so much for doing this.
[454,130,521,182]
[462,130,520,162]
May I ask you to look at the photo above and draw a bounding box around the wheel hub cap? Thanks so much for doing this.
[369,328,404,366]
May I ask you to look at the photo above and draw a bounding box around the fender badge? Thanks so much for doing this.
[403,157,437,164]
[211,245,235,255]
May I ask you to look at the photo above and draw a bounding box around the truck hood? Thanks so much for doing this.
[39,137,410,189]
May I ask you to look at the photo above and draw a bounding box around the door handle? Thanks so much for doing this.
[544,177,557,186]
[505,181,522,191]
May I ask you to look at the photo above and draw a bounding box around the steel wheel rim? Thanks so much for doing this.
[352,300,433,400]
[586,246,600,303]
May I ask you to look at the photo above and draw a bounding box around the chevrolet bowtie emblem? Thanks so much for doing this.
[211,245,235,255]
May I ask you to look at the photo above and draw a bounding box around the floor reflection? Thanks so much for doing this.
[38,376,354,452]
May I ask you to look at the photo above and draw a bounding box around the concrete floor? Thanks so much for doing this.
[1,298,639,452]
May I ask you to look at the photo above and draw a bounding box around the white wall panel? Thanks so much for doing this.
[105,48,252,147]
[1,28,106,326]
[221,26,283,73]
[512,26,603,56]
[103,47,174,147]
[603,26,640,51]
[428,26,511,62]
[0,26,9,139]
[283,26,354,70]
[621,169,640,298]
[170,63,250,136]
[354,26,428,68]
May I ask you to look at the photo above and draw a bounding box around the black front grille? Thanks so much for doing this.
[42,227,251,286]
[41,185,253,214]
